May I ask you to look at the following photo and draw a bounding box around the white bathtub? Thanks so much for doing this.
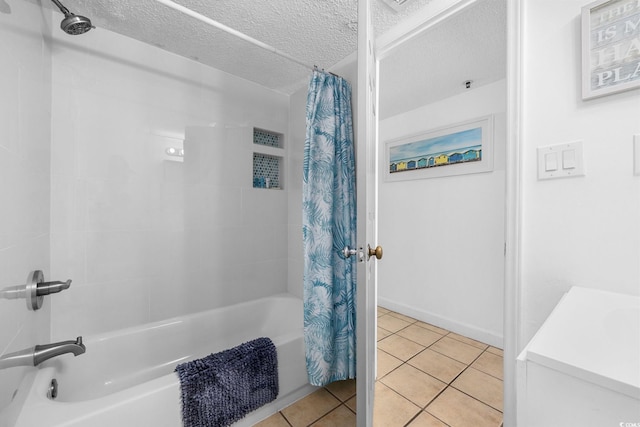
[7,294,314,427]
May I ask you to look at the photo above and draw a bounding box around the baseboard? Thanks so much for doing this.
[377,297,504,349]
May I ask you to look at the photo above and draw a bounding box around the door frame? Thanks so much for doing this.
[356,0,378,425]
[373,0,523,425]
[503,1,523,425]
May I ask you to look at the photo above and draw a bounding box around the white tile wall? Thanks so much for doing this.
[1,2,293,414]
[183,126,289,316]
[286,83,308,300]
[49,27,290,340]
[0,1,52,414]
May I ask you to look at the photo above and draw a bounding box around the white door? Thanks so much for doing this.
[356,0,379,425]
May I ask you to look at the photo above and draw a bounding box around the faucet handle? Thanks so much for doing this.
[36,279,72,296]
[25,271,74,310]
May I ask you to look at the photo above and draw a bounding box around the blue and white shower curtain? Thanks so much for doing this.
[302,70,357,387]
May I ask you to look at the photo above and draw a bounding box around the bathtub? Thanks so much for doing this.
[7,294,314,427]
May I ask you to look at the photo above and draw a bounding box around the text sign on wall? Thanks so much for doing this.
[582,0,640,99]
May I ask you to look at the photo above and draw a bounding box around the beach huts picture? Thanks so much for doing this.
[385,116,494,181]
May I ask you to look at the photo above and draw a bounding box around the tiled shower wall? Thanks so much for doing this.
[183,126,288,315]
[0,2,52,414]
[49,26,290,340]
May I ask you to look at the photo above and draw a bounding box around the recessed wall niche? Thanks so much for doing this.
[254,128,283,149]
[253,128,283,189]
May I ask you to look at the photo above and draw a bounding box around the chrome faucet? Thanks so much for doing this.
[0,337,86,370]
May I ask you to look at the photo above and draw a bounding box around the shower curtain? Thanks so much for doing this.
[302,70,357,387]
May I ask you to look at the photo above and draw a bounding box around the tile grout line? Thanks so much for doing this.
[343,402,356,415]
[379,337,487,426]
[378,328,459,383]
[403,406,452,427]
[402,411,425,427]
[376,347,406,380]
[467,350,505,381]
[383,323,493,364]
[425,334,488,364]
[303,405,339,427]
[449,384,504,414]
[271,309,501,426]
[323,385,356,404]
[381,311,501,351]
[467,364,504,382]
[378,330,463,423]
[379,308,504,426]
[438,348,504,414]
[419,337,504,421]
[277,392,338,427]
[306,403,354,426]
[300,384,356,426]
[279,410,294,427]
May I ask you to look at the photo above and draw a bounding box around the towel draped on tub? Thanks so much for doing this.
[175,337,279,427]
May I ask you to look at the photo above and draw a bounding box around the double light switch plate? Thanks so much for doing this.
[537,141,585,180]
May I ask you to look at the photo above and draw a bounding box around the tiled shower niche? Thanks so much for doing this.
[253,128,283,189]
[254,128,283,149]
[253,153,282,189]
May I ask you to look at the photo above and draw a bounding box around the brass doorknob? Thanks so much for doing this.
[368,245,383,260]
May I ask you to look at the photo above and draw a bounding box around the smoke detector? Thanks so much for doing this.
[380,0,413,12]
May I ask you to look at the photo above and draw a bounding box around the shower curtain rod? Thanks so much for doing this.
[153,0,316,71]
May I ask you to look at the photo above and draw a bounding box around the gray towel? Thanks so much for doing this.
[175,337,278,427]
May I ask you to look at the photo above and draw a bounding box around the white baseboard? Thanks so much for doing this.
[378,297,504,349]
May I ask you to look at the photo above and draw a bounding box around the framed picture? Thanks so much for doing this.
[385,115,494,182]
[581,0,640,100]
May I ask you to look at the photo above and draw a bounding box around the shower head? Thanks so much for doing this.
[60,13,94,35]
[50,0,94,35]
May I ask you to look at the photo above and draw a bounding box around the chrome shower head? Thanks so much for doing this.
[60,12,94,35]
[50,0,94,35]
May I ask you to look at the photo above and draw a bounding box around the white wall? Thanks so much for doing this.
[49,27,290,340]
[520,0,640,344]
[378,79,507,347]
[183,126,289,314]
[0,1,52,415]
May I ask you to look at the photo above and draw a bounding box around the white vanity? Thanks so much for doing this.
[517,287,640,427]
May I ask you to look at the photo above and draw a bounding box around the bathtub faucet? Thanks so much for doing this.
[0,337,86,370]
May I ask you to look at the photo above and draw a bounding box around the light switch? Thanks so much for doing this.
[562,149,576,169]
[538,141,584,180]
[545,152,558,171]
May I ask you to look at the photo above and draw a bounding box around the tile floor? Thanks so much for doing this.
[256,307,503,427]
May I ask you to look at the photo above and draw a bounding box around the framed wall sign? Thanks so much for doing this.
[582,0,640,99]
[385,115,494,182]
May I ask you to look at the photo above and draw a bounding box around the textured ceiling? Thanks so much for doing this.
[25,0,505,102]
[33,0,438,93]
[379,0,507,119]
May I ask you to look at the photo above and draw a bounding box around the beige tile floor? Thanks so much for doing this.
[257,307,503,427]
